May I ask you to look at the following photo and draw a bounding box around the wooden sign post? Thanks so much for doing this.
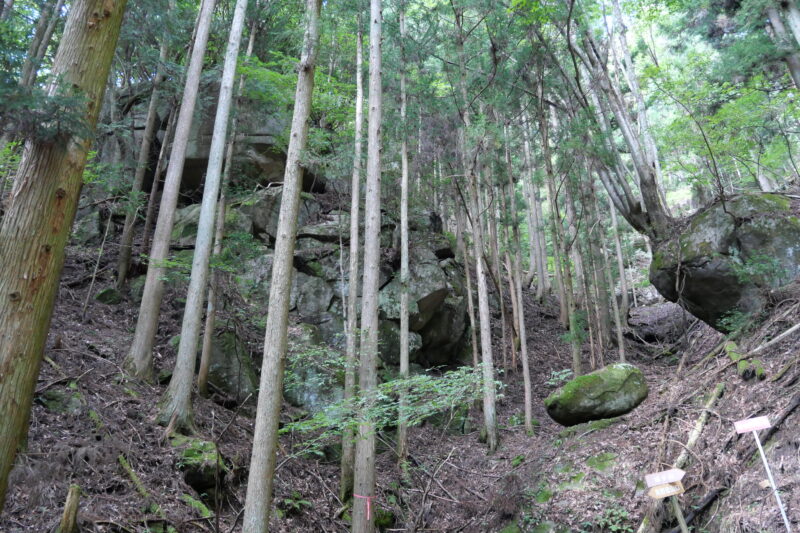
[645,468,689,533]
[734,416,792,532]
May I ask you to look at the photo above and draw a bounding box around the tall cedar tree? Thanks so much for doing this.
[352,0,382,529]
[0,0,128,509]
[241,0,322,530]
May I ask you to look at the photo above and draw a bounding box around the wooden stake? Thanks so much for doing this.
[670,495,689,533]
[58,484,80,533]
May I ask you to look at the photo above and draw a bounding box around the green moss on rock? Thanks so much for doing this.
[545,364,648,426]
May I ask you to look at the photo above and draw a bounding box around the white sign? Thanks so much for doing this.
[645,468,686,488]
[734,416,771,434]
[647,481,685,500]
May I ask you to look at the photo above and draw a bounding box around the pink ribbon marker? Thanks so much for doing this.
[353,493,373,520]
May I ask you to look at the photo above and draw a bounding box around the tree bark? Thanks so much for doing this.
[767,4,800,90]
[240,1,321,530]
[57,484,80,533]
[124,0,216,381]
[0,0,127,509]
[351,0,382,528]
[397,3,410,462]
[18,0,58,88]
[158,0,248,431]
[197,20,257,397]
[116,38,170,288]
[339,16,364,503]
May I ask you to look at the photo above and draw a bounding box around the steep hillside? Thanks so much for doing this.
[2,202,799,532]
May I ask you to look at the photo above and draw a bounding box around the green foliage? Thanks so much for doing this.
[0,140,20,182]
[731,251,787,286]
[718,310,751,334]
[595,505,633,533]
[278,490,312,516]
[546,368,573,387]
[281,365,487,457]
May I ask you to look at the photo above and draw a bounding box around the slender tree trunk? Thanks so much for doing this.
[197,20,257,397]
[141,108,175,251]
[503,126,533,433]
[608,194,629,320]
[397,3,410,462]
[18,0,57,87]
[783,0,800,47]
[456,205,479,368]
[600,200,626,362]
[124,0,216,381]
[116,40,170,288]
[25,0,64,86]
[469,168,499,451]
[767,4,800,89]
[158,0,248,431]
[0,0,126,509]
[340,16,364,503]
[241,1,321,530]
[521,114,547,297]
[453,4,497,451]
[351,0,382,529]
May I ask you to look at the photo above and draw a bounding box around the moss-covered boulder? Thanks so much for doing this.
[651,193,800,331]
[544,363,648,426]
[170,435,228,503]
[95,287,123,305]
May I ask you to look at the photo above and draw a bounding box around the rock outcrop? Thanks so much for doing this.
[651,193,800,331]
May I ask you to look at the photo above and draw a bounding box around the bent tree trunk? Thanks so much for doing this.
[241,0,322,530]
[0,0,127,510]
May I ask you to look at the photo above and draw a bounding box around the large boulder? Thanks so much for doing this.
[207,329,258,403]
[284,324,344,413]
[544,363,648,426]
[291,272,334,318]
[235,187,320,244]
[651,193,800,331]
[379,247,449,331]
[378,320,423,366]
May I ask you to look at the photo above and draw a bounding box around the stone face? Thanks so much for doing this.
[379,247,449,331]
[377,319,423,366]
[236,188,320,244]
[284,324,344,413]
[171,204,202,247]
[207,330,258,403]
[544,363,649,426]
[292,272,334,318]
[651,193,800,331]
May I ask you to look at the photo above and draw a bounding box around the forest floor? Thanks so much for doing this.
[2,243,800,533]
